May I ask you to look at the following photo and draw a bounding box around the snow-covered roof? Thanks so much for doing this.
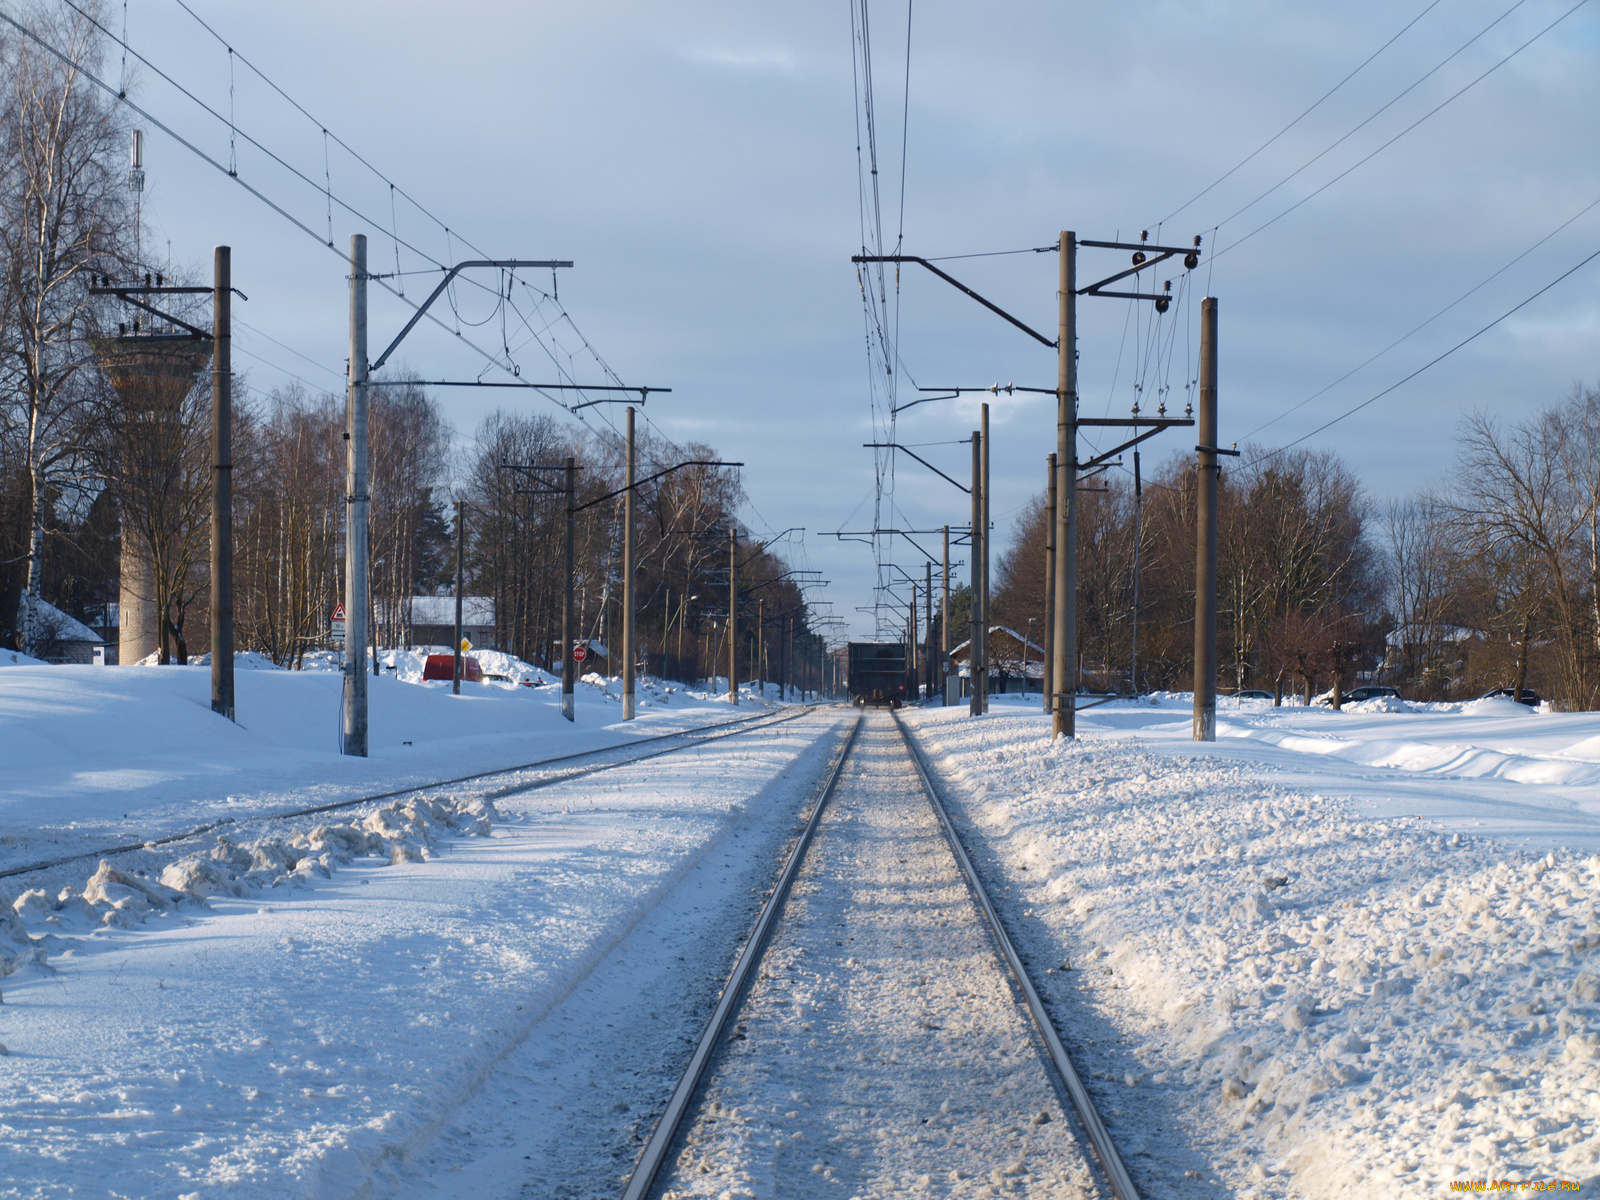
[949,625,1045,660]
[1385,623,1477,647]
[31,598,101,644]
[406,596,495,626]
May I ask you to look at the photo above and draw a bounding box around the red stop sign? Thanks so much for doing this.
[572,645,588,662]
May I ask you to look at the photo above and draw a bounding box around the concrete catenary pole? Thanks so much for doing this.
[210,246,234,721]
[969,430,982,716]
[452,499,465,695]
[925,559,933,700]
[561,456,576,721]
[342,234,369,756]
[622,406,637,720]
[1131,448,1143,699]
[727,527,738,704]
[1194,296,1219,741]
[941,524,951,705]
[979,402,991,715]
[1051,230,1078,740]
[1042,451,1056,715]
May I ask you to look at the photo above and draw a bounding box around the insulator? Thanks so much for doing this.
[156,272,163,287]
[143,273,151,287]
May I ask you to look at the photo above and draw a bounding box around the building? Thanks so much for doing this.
[25,599,105,665]
[402,595,496,650]
[948,625,1046,694]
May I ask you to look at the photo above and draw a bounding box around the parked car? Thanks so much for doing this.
[1347,685,1402,702]
[1481,687,1541,707]
[1232,688,1273,699]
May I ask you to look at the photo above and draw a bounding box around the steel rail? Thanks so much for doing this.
[893,711,1142,1200]
[0,706,820,882]
[621,713,864,1200]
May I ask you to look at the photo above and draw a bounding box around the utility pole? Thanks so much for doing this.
[942,525,951,705]
[210,245,234,721]
[452,499,465,695]
[342,234,369,757]
[925,559,933,701]
[728,528,738,704]
[757,599,765,697]
[1130,448,1142,699]
[979,402,990,715]
[562,456,576,721]
[1194,296,1219,741]
[1042,452,1056,715]
[969,430,982,716]
[1051,230,1077,741]
[908,591,917,701]
[622,407,637,720]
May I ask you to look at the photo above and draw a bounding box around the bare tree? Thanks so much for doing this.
[0,1,130,654]
[1453,408,1591,706]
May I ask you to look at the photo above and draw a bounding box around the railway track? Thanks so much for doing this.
[0,704,818,883]
[621,708,1139,1200]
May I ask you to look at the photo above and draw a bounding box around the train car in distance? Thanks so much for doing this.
[847,642,909,708]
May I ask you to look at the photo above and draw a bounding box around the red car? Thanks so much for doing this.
[422,653,481,683]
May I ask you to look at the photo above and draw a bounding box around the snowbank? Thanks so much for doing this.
[903,703,1600,1195]
[0,656,768,870]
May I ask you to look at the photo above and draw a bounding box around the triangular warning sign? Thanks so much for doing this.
[330,602,347,621]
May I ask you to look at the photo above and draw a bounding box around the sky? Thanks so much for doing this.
[50,0,1600,641]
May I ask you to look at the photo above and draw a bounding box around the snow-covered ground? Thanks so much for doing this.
[0,653,844,1199]
[0,657,773,878]
[901,694,1600,1197]
[8,657,1600,1198]
[1105,691,1600,849]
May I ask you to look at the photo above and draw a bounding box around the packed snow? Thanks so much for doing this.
[655,716,1101,1199]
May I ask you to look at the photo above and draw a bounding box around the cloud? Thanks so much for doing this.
[680,45,797,74]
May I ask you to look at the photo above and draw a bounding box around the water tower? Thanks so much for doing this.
[92,332,211,664]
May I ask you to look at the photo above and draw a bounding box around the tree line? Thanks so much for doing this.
[0,3,821,683]
[986,381,1600,709]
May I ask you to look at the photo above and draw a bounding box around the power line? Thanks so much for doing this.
[234,317,344,380]
[1248,243,1600,467]
[1159,0,1447,226]
[1243,191,1600,441]
[1213,0,1589,259]
[32,0,624,411]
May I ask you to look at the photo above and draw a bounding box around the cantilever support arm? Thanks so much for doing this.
[851,255,1056,348]
[1078,422,1194,472]
[864,443,971,494]
[370,259,573,373]
[571,460,740,513]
